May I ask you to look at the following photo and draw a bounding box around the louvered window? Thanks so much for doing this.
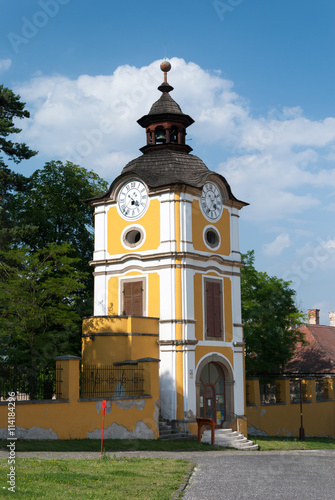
[122,280,144,316]
[205,279,223,339]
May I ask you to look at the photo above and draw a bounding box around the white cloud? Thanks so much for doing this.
[14,58,335,225]
[263,233,291,256]
[325,239,335,251]
[0,59,12,72]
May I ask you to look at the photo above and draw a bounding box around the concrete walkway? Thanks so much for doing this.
[1,449,334,499]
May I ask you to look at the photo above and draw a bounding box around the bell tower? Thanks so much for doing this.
[83,61,248,431]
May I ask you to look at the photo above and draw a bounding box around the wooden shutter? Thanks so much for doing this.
[132,281,143,316]
[123,281,143,316]
[206,280,222,338]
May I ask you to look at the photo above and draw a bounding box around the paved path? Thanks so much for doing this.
[1,449,334,499]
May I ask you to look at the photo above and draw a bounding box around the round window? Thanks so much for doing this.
[204,227,220,249]
[123,227,144,248]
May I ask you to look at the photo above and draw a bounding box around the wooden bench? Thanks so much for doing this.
[196,417,216,445]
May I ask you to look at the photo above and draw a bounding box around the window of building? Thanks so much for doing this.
[121,278,145,316]
[204,227,220,250]
[204,278,223,339]
[122,226,145,248]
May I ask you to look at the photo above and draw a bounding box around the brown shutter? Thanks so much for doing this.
[123,281,143,316]
[206,280,222,338]
[132,281,143,316]
[123,282,133,315]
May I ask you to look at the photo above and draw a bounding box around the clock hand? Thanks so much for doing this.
[127,194,140,207]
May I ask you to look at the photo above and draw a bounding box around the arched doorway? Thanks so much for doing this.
[196,354,234,427]
[199,361,225,425]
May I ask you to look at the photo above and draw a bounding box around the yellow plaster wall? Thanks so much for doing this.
[147,272,160,318]
[192,200,230,256]
[82,316,159,365]
[195,346,234,369]
[107,199,160,255]
[194,273,203,342]
[0,396,159,441]
[223,277,233,343]
[108,276,118,315]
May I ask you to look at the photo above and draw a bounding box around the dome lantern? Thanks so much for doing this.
[137,61,194,153]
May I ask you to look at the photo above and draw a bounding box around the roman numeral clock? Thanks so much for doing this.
[117,180,148,219]
[200,182,223,221]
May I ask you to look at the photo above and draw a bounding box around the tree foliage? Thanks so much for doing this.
[0,242,85,370]
[241,250,305,378]
[0,84,37,231]
[0,84,37,165]
[8,160,108,313]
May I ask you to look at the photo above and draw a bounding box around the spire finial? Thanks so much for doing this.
[160,59,172,86]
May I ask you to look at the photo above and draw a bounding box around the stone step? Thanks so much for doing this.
[159,420,196,440]
[159,433,195,441]
[201,427,258,450]
[159,428,174,435]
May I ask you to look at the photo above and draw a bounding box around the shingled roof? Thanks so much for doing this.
[284,324,335,374]
[121,149,211,188]
[148,92,183,116]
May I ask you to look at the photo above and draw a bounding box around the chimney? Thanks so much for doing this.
[308,308,320,325]
[329,311,335,327]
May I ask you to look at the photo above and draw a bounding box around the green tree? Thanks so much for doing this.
[0,84,37,233]
[9,160,108,313]
[0,242,85,373]
[241,250,305,378]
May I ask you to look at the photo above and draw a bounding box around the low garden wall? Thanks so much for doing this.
[0,356,159,440]
[246,377,335,438]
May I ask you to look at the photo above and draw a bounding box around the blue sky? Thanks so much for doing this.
[1,0,335,324]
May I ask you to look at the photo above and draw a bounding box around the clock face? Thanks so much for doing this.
[117,180,148,220]
[200,182,223,221]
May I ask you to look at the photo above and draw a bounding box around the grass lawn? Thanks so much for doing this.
[0,438,224,453]
[0,457,193,499]
[1,436,334,453]
[249,435,335,451]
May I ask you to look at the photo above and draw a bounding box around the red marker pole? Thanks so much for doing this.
[100,400,107,459]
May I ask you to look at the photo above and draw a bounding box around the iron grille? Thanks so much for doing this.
[80,364,145,398]
[0,366,62,401]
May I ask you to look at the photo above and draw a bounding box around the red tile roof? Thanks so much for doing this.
[285,324,335,374]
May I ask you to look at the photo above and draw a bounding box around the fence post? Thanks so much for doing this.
[275,378,290,404]
[137,358,160,397]
[324,377,335,399]
[54,355,81,401]
[246,378,260,406]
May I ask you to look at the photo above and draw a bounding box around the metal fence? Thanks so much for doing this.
[80,364,145,398]
[0,366,62,401]
[260,381,277,404]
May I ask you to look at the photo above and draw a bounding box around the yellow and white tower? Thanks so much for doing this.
[84,61,248,430]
